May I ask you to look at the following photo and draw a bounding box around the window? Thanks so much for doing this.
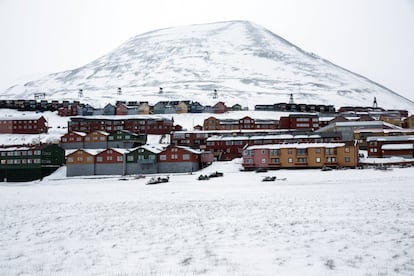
[325,148,335,155]
[77,157,83,161]
[127,156,134,161]
[62,138,67,142]
[288,149,293,154]
[345,157,351,163]
[261,158,266,164]
[326,157,336,163]
[288,158,293,163]
[296,149,307,156]
[296,158,307,163]
[117,156,123,162]
[171,154,178,159]
[225,141,233,146]
[67,157,74,163]
[270,158,280,164]
[315,148,321,153]
[183,154,190,160]
[269,149,280,156]
[261,149,266,155]
[96,156,103,162]
[315,157,321,163]
[160,155,166,161]
[345,147,350,153]
[370,148,378,153]
[107,156,112,161]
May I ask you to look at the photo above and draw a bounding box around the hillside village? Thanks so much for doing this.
[1,94,414,182]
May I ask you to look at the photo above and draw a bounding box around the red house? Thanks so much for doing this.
[0,115,48,134]
[213,102,228,114]
[158,146,213,173]
[279,114,319,130]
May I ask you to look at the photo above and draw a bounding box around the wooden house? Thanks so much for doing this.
[189,102,204,113]
[279,114,319,130]
[67,116,173,135]
[95,148,128,175]
[242,142,358,170]
[125,145,165,174]
[107,130,147,148]
[158,146,213,173]
[0,115,48,134]
[60,131,87,149]
[367,135,414,158]
[0,143,65,182]
[66,149,100,176]
[230,104,242,111]
[213,102,228,114]
[153,101,168,114]
[84,131,110,149]
[138,102,150,115]
[116,103,139,115]
[102,103,116,115]
[176,102,188,114]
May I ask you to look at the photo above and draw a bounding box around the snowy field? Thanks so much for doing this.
[1,160,414,275]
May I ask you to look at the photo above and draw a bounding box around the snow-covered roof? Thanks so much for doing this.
[139,144,167,154]
[367,135,414,142]
[0,114,44,121]
[246,143,346,150]
[381,144,414,150]
[72,131,87,137]
[0,146,32,151]
[354,128,414,134]
[176,146,203,154]
[316,121,402,133]
[206,134,321,142]
[71,115,172,120]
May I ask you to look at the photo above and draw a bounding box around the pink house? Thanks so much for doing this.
[213,102,228,114]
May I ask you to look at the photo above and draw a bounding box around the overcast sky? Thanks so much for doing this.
[0,0,413,101]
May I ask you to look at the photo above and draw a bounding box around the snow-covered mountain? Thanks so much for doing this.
[3,20,414,112]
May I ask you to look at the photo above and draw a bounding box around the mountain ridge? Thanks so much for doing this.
[3,20,414,112]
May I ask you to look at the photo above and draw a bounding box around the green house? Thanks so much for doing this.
[0,143,65,182]
[125,145,165,174]
[107,130,147,148]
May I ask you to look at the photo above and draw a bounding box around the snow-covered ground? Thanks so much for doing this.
[1,160,414,275]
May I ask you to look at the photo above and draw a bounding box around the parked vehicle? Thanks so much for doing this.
[146,176,169,185]
[198,175,210,180]
[262,176,276,182]
[255,168,268,173]
[209,171,224,178]
[321,166,333,171]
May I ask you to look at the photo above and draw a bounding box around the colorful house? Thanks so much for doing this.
[367,135,414,158]
[242,142,358,170]
[84,131,110,149]
[158,146,213,173]
[0,143,65,181]
[0,114,48,134]
[66,149,100,176]
[107,130,147,148]
[95,148,129,175]
[125,145,165,174]
[213,102,228,114]
[60,131,87,149]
